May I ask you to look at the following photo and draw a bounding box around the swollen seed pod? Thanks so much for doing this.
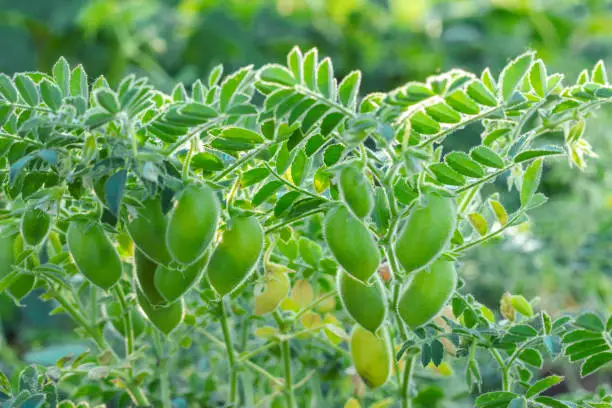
[349,326,392,389]
[254,263,291,315]
[0,231,17,284]
[166,184,220,265]
[21,208,51,246]
[324,206,380,283]
[397,259,457,329]
[127,198,172,266]
[137,288,184,335]
[339,164,373,219]
[7,273,35,301]
[207,216,264,296]
[67,221,122,290]
[154,251,209,303]
[393,194,456,273]
[511,294,534,317]
[134,248,166,306]
[0,232,35,300]
[338,270,386,332]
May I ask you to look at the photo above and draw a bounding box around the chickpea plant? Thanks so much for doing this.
[0,47,612,407]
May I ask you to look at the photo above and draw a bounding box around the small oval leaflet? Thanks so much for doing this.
[445,151,485,178]
[470,146,505,169]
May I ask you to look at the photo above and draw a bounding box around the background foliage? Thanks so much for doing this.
[2,0,612,406]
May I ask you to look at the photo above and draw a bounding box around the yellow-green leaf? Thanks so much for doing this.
[468,213,488,236]
[489,199,508,225]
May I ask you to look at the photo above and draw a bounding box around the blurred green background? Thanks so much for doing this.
[2,0,612,403]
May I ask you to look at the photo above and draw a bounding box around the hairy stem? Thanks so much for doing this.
[112,286,134,375]
[454,210,524,253]
[154,331,172,408]
[273,311,296,408]
[387,329,402,387]
[53,290,107,351]
[292,291,337,321]
[213,142,278,182]
[280,339,295,408]
[90,285,98,329]
[457,185,481,214]
[182,137,197,180]
[384,245,409,342]
[400,355,416,408]
[198,329,283,386]
[53,286,150,406]
[220,300,239,406]
[490,349,510,391]
[264,208,326,234]
[263,162,331,202]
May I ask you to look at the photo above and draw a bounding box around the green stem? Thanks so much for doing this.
[506,336,541,368]
[312,335,350,358]
[53,287,150,406]
[293,291,337,321]
[490,349,510,391]
[264,208,326,234]
[162,120,219,156]
[392,282,409,341]
[8,102,54,114]
[263,162,331,202]
[198,329,283,387]
[154,331,172,408]
[416,106,501,149]
[453,210,524,253]
[382,201,416,243]
[238,341,277,362]
[385,245,409,344]
[457,185,481,215]
[280,339,295,408]
[400,355,416,408]
[129,386,151,408]
[387,329,402,387]
[220,300,238,406]
[273,311,296,408]
[53,290,107,350]
[213,142,277,182]
[455,165,513,194]
[244,360,283,387]
[129,125,138,158]
[182,137,197,180]
[0,131,44,147]
[90,285,98,327]
[112,286,134,374]
[296,86,356,119]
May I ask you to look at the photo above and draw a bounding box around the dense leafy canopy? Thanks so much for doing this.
[0,45,612,407]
